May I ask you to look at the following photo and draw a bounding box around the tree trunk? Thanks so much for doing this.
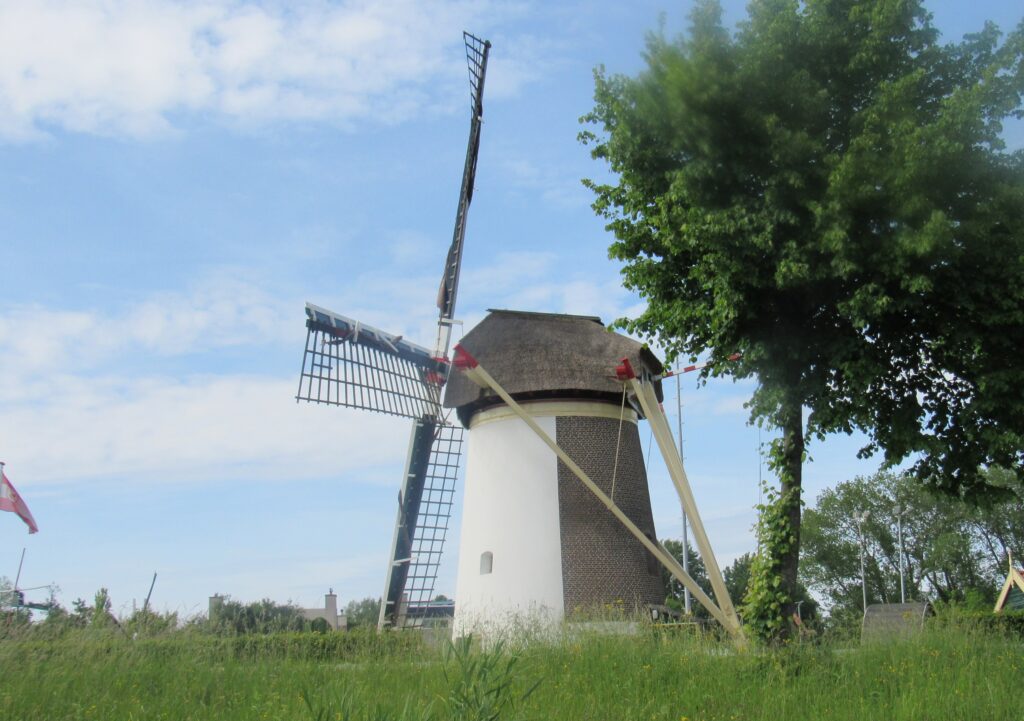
[778,399,804,627]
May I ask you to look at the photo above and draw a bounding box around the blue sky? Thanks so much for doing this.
[1,0,1021,618]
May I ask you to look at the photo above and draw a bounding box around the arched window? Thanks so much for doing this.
[480,551,493,575]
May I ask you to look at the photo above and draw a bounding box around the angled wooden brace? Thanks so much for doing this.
[617,359,743,638]
[452,345,744,642]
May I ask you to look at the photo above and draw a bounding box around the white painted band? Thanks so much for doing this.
[469,399,638,429]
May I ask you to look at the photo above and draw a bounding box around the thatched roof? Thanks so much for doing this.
[443,309,663,425]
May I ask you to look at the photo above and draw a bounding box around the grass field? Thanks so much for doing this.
[0,622,1019,720]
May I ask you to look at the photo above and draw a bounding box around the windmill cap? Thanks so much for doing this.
[443,309,663,426]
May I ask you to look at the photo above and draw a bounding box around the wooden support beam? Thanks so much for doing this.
[629,377,744,637]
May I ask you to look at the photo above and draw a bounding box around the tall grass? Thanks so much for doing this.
[0,622,1019,720]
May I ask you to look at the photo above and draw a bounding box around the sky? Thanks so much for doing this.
[1,0,1021,619]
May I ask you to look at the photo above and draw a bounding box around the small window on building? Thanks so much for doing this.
[480,551,493,575]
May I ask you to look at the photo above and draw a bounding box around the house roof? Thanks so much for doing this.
[442,309,663,425]
[994,564,1024,613]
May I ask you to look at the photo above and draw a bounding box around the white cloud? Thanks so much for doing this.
[310,249,635,352]
[0,273,411,486]
[0,372,409,485]
[0,272,297,384]
[0,0,539,140]
[498,155,591,208]
[460,250,556,300]
[482,30,563,104]
[0,252,642,489]
[468,272,638,326]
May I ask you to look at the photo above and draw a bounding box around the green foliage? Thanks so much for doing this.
[0,577,30,633]
[124,607,179,637]
[222,627,421,661]
[1,624,1022,720]
[801,469,1023,616]
[583,0,1024,491]
[71,597,92,627]
[301,687,425,721]
[659,538,711,616]
[441,636,539,721]
[207,596,311,635]
[724,552,754,604]
[931,608,1024,638]
[744,483,801,640]
[309,616,331,634]
[582,0,1024,638]
[90,588,114,629]
[345,597,382,629]
[659,539,763,623]
[0,575,15,608]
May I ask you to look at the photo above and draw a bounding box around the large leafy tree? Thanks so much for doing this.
[582,0,1024,638]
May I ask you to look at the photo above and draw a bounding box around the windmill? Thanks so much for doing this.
[296,33,745,642]
[296,32,491,629]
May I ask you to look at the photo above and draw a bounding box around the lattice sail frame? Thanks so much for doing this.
[404,423,462,621]
[434,32,491,357]
[380,421,463,628]
[297,304,447,420]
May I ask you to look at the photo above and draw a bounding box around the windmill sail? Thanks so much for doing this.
[297,32,490,632]
[435,32,491,358]
[297,304,446,419]
[379,420,463,628]
[378,33,490,629]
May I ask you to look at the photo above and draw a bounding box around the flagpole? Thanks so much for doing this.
[14,547,26,594]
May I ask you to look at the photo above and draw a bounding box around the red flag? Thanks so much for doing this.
[1,469,38,534]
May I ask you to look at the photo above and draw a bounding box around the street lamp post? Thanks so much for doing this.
[857,510,870,614]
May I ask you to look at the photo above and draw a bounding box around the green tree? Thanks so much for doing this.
[70,597,92,628]
[207,596,309,635]
[90,588,115,629]
[0,576,30,636]
[802,469,1022,616]
[344,597,381,629]
[660,538,712,616]
[124,607,179,637]
[964,467,1024,570]
[0,576,15,609]
[33,600,80,638]
[582,0,1024,639]
[724,553,754,606]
